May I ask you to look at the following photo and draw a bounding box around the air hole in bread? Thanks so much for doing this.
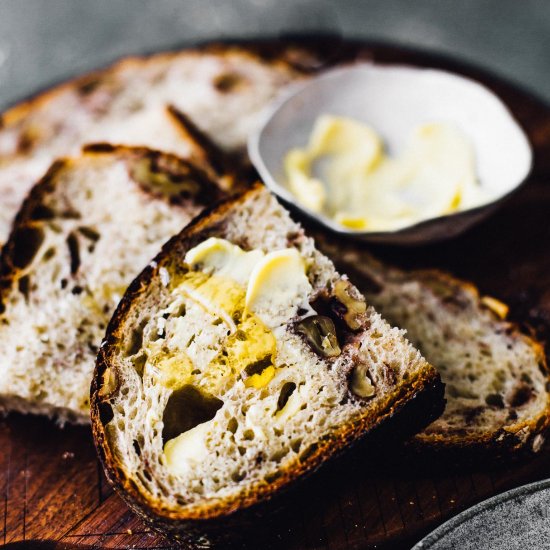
[18,275,30,300]
[126,318,149,357]
[276,382,296,412]
[213,71,245,93]
[98,401,114,425]
[243,429,255,441]
[132,353,147,377]
[270,448,289,462]
[66,232,81,275]
[162,385,223,443]
[244,356,273,377]
[77,225,101,242]
[231,471,246,483]
[138,469,153,485]
[133,439,141,457]
[508,384,534,408]
[485,393,504,408]
[522,373,534,385]
[290,438,302,453]
[11,226,45,269]
[227,417,238,433]
[30,204,55,220]
[42,247,56,262]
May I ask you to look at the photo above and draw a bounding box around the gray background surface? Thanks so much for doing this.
[0,0,550,110]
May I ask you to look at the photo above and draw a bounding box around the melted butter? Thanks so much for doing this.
[176,271,244,331]
[150,270,277,396]
[284,115,488,232]
[208,297,277,387]
[244,365,276,389]
[148,350,195,390]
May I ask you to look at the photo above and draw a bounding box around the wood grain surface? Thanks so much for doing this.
[2,39,550,549]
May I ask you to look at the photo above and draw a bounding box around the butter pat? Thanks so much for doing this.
[245,248,311,328]
[284,115,487,232]
[163,420,211,476]
[185,237,264,286]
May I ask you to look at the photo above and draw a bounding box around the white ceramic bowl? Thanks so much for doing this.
[248,63,533,245]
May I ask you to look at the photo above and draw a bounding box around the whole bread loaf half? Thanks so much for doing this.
[91,184,444,547]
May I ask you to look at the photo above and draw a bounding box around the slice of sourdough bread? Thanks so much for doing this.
[161,112,550,456]
[0,144,224,423]
[91,184,443,546]
[315,238,550,455]
[0,45,298,243]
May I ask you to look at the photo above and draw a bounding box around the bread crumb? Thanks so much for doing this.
[159,267,170,287]
[62,451,74,460]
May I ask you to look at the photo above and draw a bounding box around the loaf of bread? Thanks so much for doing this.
[0,45,297,243]
[315,238,550,456]
[91,184,443,547]
[0,144,224,423]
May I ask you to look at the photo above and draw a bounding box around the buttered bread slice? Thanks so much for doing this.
[0,144,224,423]
[91,184,443,546]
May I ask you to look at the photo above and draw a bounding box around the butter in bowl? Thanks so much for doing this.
[248,64,533,245]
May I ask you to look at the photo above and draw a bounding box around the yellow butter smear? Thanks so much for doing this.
[147,271,277,396]
[284,115,488,232]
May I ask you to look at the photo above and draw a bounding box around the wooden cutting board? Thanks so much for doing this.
[3,39,550,549]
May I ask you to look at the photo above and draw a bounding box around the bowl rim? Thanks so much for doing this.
[247,61,534,243]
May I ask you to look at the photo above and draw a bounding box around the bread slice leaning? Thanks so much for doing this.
[91,184,443,547]
[0,144,224,423]
[0,45,298,243]
[315,237,550,457]
[164,110,550,458]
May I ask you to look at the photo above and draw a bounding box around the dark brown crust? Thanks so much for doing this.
[91,184,443,545]
[166,106,239,176]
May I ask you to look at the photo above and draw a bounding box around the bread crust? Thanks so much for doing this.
[91,184,443,545]
[0,43,296,130]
